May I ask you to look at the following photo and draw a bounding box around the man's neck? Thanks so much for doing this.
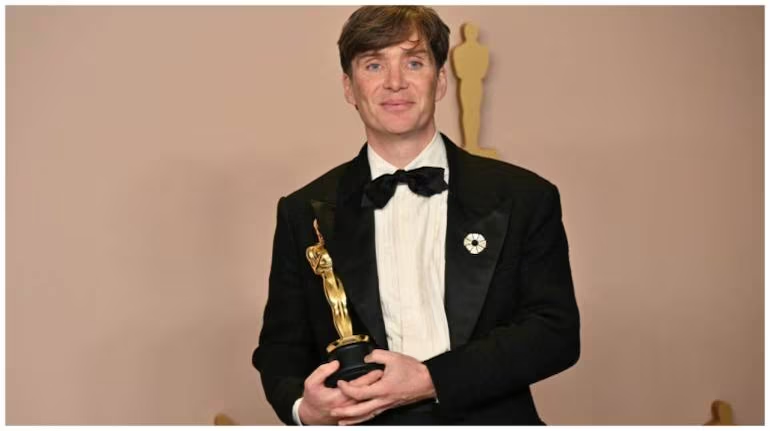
[366,125,438,169]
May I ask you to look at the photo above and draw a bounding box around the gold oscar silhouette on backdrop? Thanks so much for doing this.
[305,219,383,387]
[452,22,497,159]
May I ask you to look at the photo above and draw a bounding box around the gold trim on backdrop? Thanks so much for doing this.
[704,400,733,425]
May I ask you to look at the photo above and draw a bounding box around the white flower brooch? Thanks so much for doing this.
[463,233,487,255]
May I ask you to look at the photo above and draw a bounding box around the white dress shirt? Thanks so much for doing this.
[367,131,451,361]
[292,131,451,424]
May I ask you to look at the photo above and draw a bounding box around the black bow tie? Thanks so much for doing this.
[361,166,448,209]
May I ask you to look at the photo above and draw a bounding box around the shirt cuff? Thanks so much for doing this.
[292,397,304,425]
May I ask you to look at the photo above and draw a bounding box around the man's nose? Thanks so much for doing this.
[384,66,407,90]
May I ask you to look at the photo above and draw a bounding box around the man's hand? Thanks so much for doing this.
[332,349,437,426]
[298,360,384,425]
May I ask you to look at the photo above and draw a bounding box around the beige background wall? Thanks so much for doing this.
[6,6,763,425]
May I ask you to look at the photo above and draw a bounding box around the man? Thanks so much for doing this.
[252,6,580,425]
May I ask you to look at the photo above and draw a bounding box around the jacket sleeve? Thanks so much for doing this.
[252,197,317,425]
[424,183,580,417]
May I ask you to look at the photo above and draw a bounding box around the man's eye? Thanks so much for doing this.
[365,63,381,71]
[407,60,424,70]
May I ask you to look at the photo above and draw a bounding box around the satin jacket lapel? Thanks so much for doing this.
[443,135,512,348]
[318,146,389,350]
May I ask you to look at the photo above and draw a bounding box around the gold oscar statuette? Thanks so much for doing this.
[306,219,384,387]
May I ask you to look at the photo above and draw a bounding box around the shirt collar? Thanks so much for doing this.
[367,131,450,183]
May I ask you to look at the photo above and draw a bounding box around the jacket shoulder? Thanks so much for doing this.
[281,159,351,207]
[460,151,559,197]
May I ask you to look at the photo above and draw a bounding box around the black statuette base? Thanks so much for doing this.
[324,341,385,388]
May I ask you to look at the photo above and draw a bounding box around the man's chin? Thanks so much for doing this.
[365,121,434,141]
[381,123,423,137]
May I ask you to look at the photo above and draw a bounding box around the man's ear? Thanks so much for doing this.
[342,73,356,106]
[435,65,448,102]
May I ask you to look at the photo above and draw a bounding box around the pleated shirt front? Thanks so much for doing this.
[367,132,451,362]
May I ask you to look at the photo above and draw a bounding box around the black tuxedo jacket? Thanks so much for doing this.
[252,135,580,425]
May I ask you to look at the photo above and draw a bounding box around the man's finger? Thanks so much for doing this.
[305,360,340,387]
[337,378,385,401]
[364,349,391,364]
[348,369,384,387]
[332,397,389,420]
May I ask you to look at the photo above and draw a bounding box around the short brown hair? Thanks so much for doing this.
[337,6,450,76]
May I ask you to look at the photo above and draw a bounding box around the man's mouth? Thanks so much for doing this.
[381,100,414,112]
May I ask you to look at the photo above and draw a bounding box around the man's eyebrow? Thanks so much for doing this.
[357,46,429,61]
[357,51,382,61]
[402,47,430,57]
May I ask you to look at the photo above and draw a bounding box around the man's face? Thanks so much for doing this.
[343,33,447,142]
